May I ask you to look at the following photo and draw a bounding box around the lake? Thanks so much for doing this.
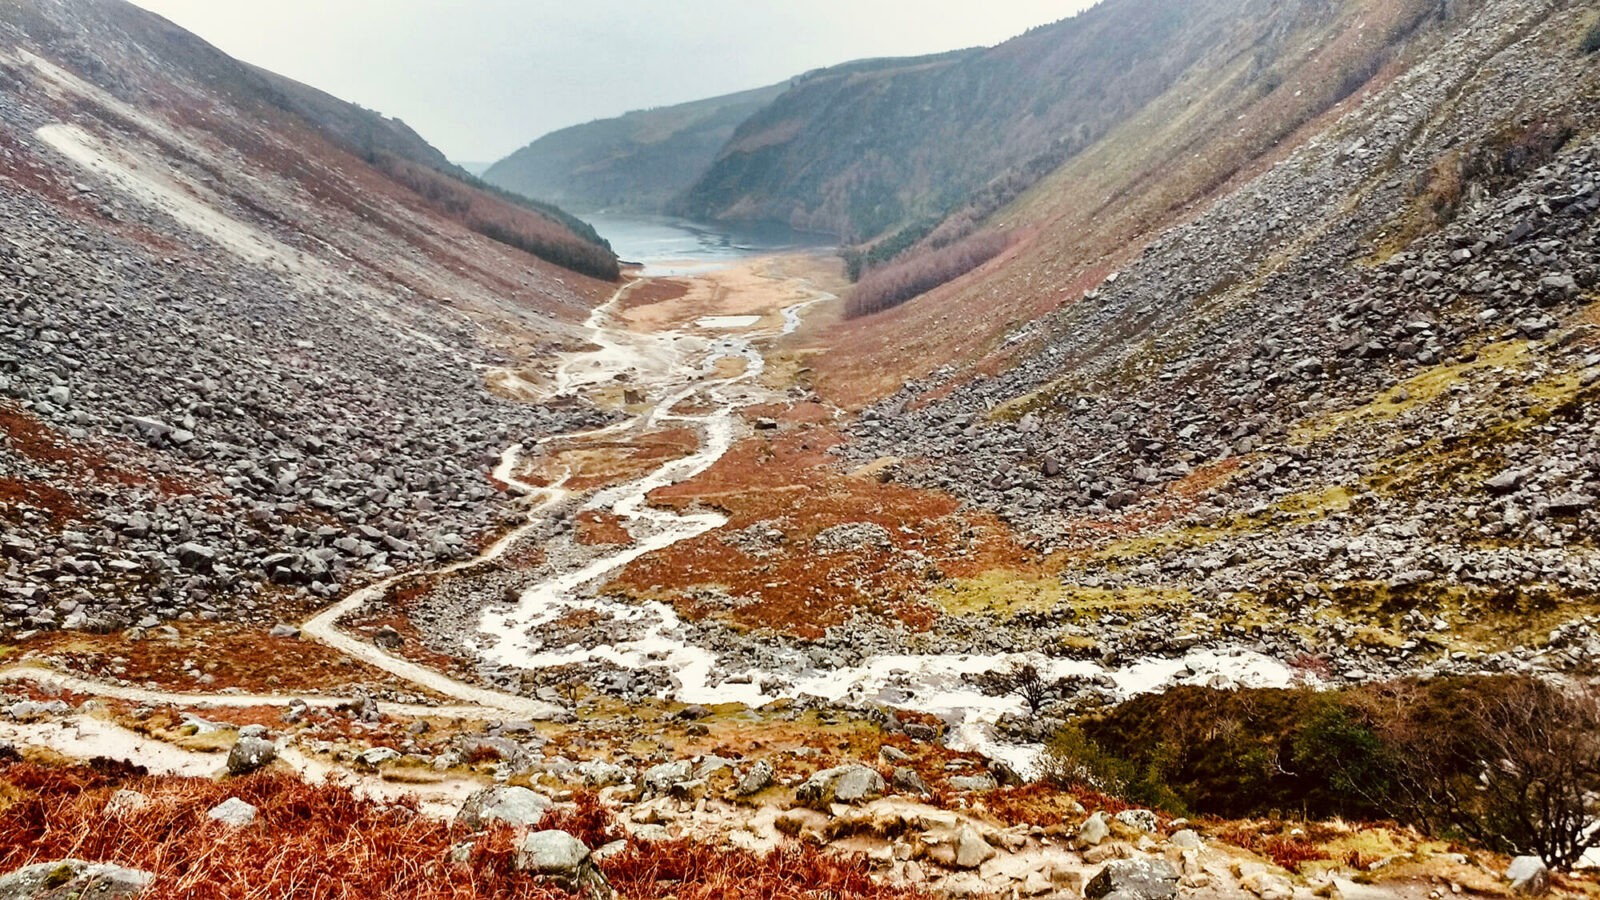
[582,213,836,275]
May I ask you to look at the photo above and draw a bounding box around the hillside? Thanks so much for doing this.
[484,83,786,215]
[678,0,1395,243]
[30,0,618,280]
[0,0,619,634]
[835,0,1600,672]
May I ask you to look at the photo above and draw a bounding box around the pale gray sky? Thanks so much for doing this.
[126,1,1096,163]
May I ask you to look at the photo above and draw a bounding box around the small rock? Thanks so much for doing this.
[947,773,998,793]
[1242,871,1295,900]
[1114,809,1158,833]
[355,747,400,769]
[225,734,277,776]
[892,766,930,795]
[641,760,694,796]
[952,825,996,869]
[1169,829,1203,850]
[577,759,629,788]
[1077,811,1110,848]
[206,797,258,827]
[735,760,774,796]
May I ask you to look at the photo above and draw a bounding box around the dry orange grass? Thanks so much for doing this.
[608,425,1040,638]
[531,429,701,493]
[0,759,567,899]
[616,278,690,312]
[16,621,422,696]
[574,511,633,547]
[0,760,928,900]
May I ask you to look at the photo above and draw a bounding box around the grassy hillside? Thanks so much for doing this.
[485,84,786,215]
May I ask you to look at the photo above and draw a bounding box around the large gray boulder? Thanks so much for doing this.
[515,830,613,898]
[795,765,885,810]
[456,785,552,831]
[0,860,152,898]
[1086,858,1179,900]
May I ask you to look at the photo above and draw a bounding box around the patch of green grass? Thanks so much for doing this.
[931,571,1190,617]
[1293,339,1532,443]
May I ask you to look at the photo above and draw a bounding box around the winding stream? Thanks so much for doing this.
[3,270,1307,776]
[467,274,1306,771]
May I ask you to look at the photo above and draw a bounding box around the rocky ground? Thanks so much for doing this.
[842,0,1600,683]
[0,0,1597,897]
[1,686,1558,899]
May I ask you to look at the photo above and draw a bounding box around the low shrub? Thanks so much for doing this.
[1040,723,1186,814]
[1053,676,1600,869]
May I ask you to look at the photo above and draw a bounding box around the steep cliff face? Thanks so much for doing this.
[675,0,1418,242]
[484,83,786,215]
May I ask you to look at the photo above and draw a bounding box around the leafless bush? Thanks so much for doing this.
[969,662,1088,714]
[1375,677,1600,868]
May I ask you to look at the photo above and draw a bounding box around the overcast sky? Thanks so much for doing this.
[126,1,1096,163]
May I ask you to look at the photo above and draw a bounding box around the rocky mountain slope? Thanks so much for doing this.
[838,0,1600,678]
[485,83,786,215]
[0,0,617,637]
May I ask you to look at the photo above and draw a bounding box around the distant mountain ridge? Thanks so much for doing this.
[488,0,1420,249]
[484,83,786,215]
[675,0,1368,242]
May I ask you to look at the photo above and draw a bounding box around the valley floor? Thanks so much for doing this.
[3,254,1591,898]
